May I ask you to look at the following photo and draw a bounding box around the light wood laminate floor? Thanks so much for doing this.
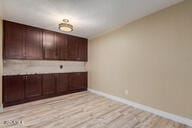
[0,91,191,128]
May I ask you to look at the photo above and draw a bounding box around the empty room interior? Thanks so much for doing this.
[0,0,192,127]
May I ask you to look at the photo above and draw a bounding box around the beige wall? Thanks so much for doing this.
[88,0,192,119]
[0,18,2,106]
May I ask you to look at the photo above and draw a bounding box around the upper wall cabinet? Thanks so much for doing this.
[4,21,43,60]
[78,38,88,61]
[67,35,88,61]
[3,21,88,61]
[43,30,57,60]
[4,21,26,59]
[67,35,79,60]
[56,33,68,60]
[25,26,43,59]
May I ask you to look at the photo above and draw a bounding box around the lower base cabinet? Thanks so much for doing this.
[3,76,25,104]
[69,72,87,90]
[25,74,42,99]
[42,74,56,96]
[56,73,68,94]
[3,72,87,107]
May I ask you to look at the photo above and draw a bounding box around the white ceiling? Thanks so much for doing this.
[1,0,183,39]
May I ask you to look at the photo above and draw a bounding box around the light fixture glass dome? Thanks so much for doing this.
[59,19,73,32]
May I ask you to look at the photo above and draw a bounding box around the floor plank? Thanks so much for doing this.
[0,91,191,128]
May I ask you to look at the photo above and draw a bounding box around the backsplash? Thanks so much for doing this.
[3,60,87,76]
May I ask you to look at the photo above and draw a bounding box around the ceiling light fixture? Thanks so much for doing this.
[59,19,73,32]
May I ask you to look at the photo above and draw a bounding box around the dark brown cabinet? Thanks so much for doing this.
[25,74,42,99]
[25,26,43,59]
[56,33,68,60]
[3,21,25,59]
[68,72,87,90]
[43,30,57,60]
[55,73,68,94]
[3,21,43,60]
[3,72,87,107]
[3,21,87,61]
[67,36,88,61]
[79,38,88,61]
[67,36,80,60]
[3,76,25,105]
[42,74,56,95]
[3,21,88,107]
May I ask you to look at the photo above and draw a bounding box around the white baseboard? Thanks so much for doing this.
[88,88,192,126]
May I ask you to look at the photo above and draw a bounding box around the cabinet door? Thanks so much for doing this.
[25,26,43,59]
[42,74,56,95]
[43,30,57,59]
[79,38,88,61]
[68,72,87,91]
[56,33,68,60]
[67,35,79,60]
[67,36,88,61]
[25,74,42,99]
[3,21,25,59]
[55,73,68,94]
[3,76,25,104]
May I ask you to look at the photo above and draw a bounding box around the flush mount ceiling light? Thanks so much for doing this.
[59,19,73,32]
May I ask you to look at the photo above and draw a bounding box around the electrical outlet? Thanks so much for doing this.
[60,65,63,69]
[125,89,129,95]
